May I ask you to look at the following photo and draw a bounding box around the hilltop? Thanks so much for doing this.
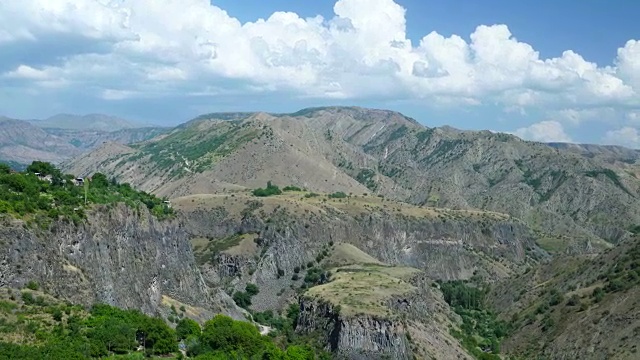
[64,106,640,246]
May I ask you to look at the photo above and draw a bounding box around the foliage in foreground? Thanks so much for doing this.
[0,297,325,360]
[0,161,173,227]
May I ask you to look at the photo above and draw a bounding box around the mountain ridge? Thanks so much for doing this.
[0,116,168,167]
[63,106,640,247]
[29,113,145,131]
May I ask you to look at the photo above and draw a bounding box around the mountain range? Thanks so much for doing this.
[29,113,145,131]
[0,114,167,167]
[2,106,639,359]
[64,106,640,248]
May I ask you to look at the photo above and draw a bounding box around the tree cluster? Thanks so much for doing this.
[0,161,173,227]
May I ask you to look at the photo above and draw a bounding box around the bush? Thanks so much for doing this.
[245,283,259,296]
[21,292,35,305]
[328,192,347,199]
[592,287,605,303]
[548,289,564,306]
[252,181,282,197]
[232,291,252,309]
[25,281,39,291]
[283,185,302,192]
[52,309,63,322]
[566,294,580,307]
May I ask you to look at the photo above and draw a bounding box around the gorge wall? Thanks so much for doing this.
[0,204,243,321]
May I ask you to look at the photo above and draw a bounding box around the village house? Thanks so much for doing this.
[34,172,53,183]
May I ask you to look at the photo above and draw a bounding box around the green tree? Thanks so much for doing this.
[26,161,60,176]
[91,173,109,188]
[232,291,252,309]
[0,163,11,174]
[138,316,178,354]
[88,317,137,355]
[245,283,259,296]
[176,318,201,340]
[201,315,266,356]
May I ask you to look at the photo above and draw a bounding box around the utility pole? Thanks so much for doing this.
[84,178,89,205]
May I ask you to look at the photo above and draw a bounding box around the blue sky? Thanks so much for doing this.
[1,0,639,147]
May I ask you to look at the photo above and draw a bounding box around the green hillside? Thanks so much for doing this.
[0,288,322,359]
[0,161,172,227]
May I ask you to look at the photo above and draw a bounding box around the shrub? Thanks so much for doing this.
[51,309,63,322]
[328,192,347,199]
[283,185,302,192]
[252,181,282,197]
[567,294,580,307]
[548,290,564,306]
[592,287,605,303]
[21,292,35,305]
[232,291,252,309]
[245,283,259,296]
[25,281,39,291]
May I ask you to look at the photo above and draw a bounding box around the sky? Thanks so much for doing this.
[1,0,639,147]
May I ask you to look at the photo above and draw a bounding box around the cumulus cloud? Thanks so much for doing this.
[513,121,573,143]
[603,127,640,148]
[0,0,639,117]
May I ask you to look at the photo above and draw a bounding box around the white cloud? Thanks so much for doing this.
[551,108,617,125]
[603,127,640,148]
[626,111,640,124]
[513,121,573,143]
[0,0,639,114]
[4,65,51,80]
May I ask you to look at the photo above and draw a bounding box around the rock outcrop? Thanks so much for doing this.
[297,299,411,360]
[296,273,472,360]
[0,204,243,320]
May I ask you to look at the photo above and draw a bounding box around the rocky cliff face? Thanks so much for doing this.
[174,194,547,311]
[297,299,411,360]
[0,204,243,320]
[295,274,472,360]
